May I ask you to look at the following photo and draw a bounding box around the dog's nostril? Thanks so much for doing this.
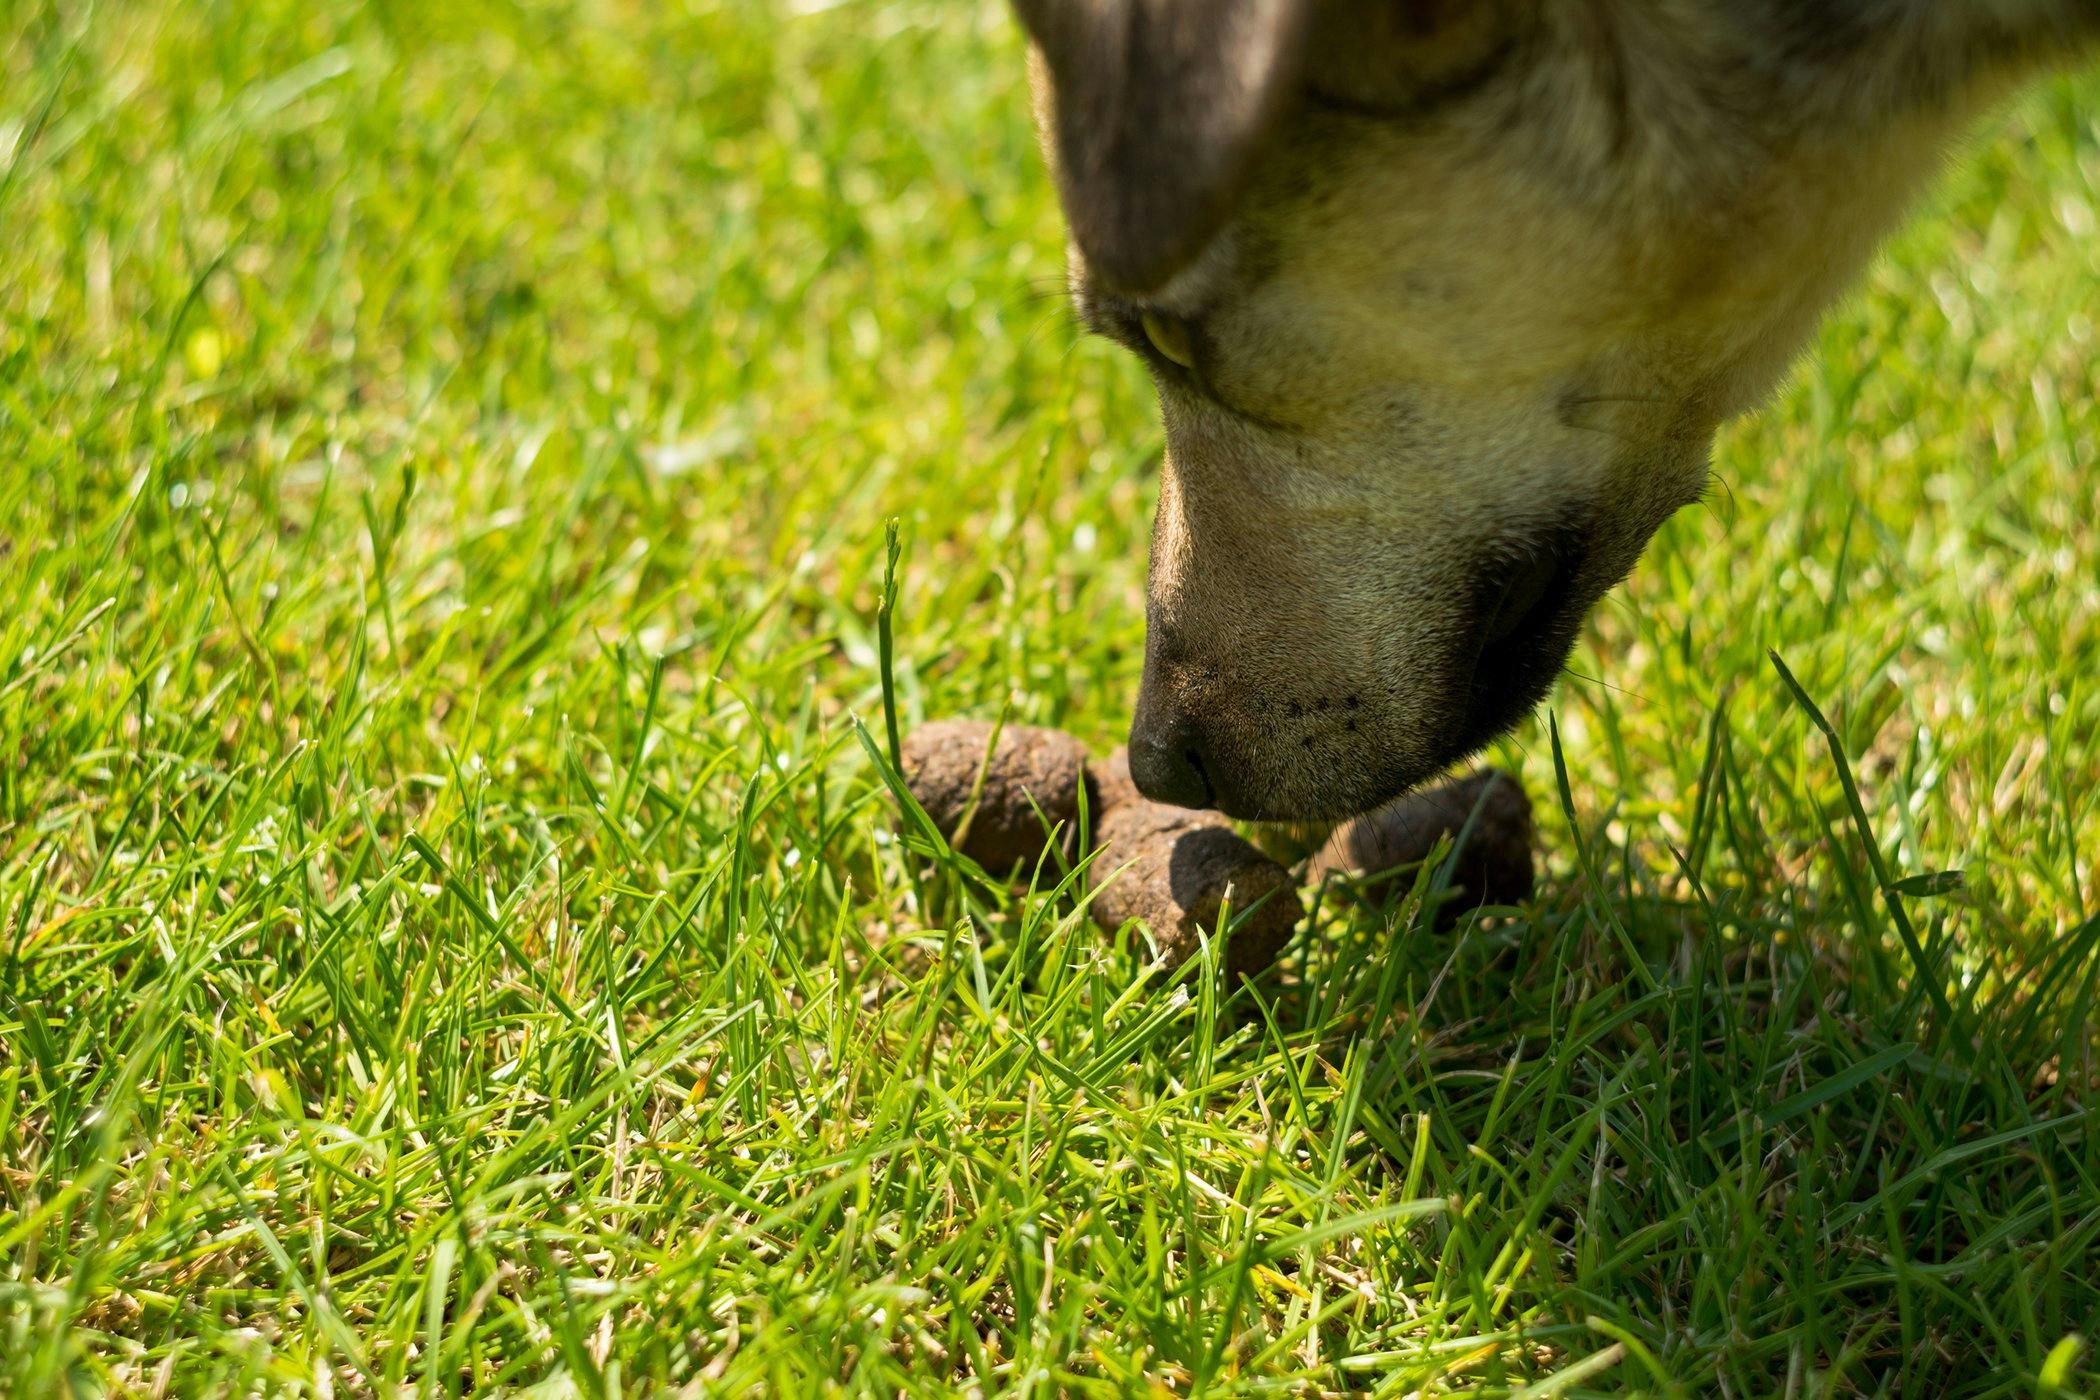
[1128,725,1217,810]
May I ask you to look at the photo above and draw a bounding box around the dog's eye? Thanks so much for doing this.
[1139,310,1197,370]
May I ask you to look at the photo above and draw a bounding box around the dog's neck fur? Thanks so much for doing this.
[1306,0,2095,419]
[1311,2,2093,153]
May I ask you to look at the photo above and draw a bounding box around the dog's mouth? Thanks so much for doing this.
[1479,546,1570,652]
[1456,530,1592,751]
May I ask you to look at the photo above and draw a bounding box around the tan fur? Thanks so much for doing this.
[1024,0,2096,818]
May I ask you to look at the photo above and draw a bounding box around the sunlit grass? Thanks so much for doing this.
[2,1,2095,1393]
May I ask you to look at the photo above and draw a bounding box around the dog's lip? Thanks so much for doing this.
[1470,535,1586,672]
[1453,532,1594,754]
[1479,549,1566,650]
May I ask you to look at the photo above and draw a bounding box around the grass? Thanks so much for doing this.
[2,0,2096,1393]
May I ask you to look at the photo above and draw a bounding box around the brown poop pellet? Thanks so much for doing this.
[900,720,1090,871]
[1084,751,1300,977]
[1306,769,1534,927]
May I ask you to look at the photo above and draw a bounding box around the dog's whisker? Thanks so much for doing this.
[1017,307,1083,357]
[1561,391,1671,405]
[1562,419,1652,448]
[1700,468,1739,523]
[1560,666,1649,702]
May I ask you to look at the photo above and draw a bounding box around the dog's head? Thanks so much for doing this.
[1018,0,1956,818]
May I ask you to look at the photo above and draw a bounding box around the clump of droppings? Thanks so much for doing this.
[1306,768,1534,928]
[1084,750,1300,977]
[896,722,1539,974]
[900,720,1089,871]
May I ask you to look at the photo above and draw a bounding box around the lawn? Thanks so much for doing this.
[3,0,2097,1394]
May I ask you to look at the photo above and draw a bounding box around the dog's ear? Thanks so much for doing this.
[1013,0,1313,294]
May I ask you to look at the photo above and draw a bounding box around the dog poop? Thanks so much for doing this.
[900,719,1090,870]
[1306,768,1534,928]
[895,719,1538,977]
[1084,750,1300,977]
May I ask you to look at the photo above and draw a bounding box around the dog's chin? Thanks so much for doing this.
[1212,768,1428,824]
[1210,715,1518,823]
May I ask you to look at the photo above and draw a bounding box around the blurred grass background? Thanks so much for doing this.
[2,0,2096,1393]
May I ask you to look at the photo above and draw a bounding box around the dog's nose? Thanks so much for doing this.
[1127,706,1217,810]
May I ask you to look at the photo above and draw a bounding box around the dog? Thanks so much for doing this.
[1011,0,2097,821]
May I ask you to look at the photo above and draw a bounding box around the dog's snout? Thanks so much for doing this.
[1128,705,1218,811]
